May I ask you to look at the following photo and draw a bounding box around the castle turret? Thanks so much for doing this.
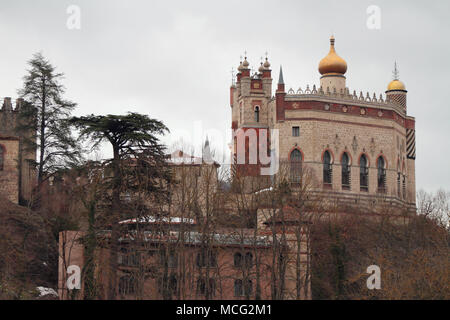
[318,36,347,93]
[2,97,13,111]
[386,62,407,111]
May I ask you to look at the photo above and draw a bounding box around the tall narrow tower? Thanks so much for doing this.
[230,55,273,190]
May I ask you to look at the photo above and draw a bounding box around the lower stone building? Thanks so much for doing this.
[58,213,310,300]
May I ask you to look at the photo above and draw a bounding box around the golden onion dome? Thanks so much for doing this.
[387,79,406,91]
[318,36,347,75]
[263,57,271,69]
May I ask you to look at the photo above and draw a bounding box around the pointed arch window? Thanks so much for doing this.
[290,149,302,183]
[360,155,369,191]
[0,146,4,171]
[341,152,351,190]
[377,156,386,193]
[397,172,401,197]
[254,106,260,123]
[323,150,332,187]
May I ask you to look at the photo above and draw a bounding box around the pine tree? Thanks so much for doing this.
[17,52,81,190]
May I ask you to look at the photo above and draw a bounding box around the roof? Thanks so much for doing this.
[119,215,196,225]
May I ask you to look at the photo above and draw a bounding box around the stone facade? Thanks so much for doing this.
[230,39,416,214]
[0,97,36,204]
[0,136,20,203]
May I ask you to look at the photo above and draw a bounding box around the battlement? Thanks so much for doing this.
[0,97,25,112]
[284,84,405,115]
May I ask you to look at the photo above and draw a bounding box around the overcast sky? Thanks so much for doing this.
[0,0,448,192]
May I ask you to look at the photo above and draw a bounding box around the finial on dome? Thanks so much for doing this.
[330,35,335,46]
[393,61,400,80]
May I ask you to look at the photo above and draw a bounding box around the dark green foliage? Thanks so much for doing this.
[17,52,81,187]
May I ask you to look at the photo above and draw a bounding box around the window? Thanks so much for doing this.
[234,279,243,297]
[234,252,242,267]
[160,250,178,268]
[377,157,386,193]
[0,146,3,170]
[254,106,260,122]
[341,153,351,189]
[360,155,369,191]
[292,126,300,137]
[234,279,252,297]
[197,278,216,297]
[169,274,177,295]
[397,172,401,197]
[290,149,302,183]
[196,250,217,268]
[118,276,136,295]
[118,248,140,267]
[244,252,253,268]
[323,151,332,186]
[402,175,406,199]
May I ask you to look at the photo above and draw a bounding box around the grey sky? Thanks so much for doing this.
[0,0,448,192]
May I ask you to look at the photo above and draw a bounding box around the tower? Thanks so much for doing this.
[0,97,36,204]
[230,54,273,190]
[386,62,408,111]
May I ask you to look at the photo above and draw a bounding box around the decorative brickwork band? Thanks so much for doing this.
[406,129,416,160]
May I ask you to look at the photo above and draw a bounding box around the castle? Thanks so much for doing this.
[0,97,36,204]
[230,36,416,214]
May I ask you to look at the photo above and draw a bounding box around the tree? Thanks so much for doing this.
[69,112,171,300]
[18,52,80,190]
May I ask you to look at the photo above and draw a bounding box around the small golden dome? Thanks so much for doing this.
[263,57,271,69]
[318,36,347,75]
[387,79,406,91]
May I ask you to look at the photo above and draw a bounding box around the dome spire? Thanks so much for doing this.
[387,61,406,91]
[278,66,284,85]
[393,61,400,80]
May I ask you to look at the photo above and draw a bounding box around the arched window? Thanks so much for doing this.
[245,279,253,297]
[245,252,253,268]
[323,150,332,186]
[290,149,302,183]
[197,278,206,295]
[0,146,4,171]
[234,252,242,267]
[254,106,260,122]
[196,250,217,268]
[397,172,401,197]
[377,157,386,193]
[234,279,243,297]
[341,153,351,189]
[360,155,369,191]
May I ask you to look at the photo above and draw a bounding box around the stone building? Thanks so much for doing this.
[0,97,36,204]
[230,36,416,214]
